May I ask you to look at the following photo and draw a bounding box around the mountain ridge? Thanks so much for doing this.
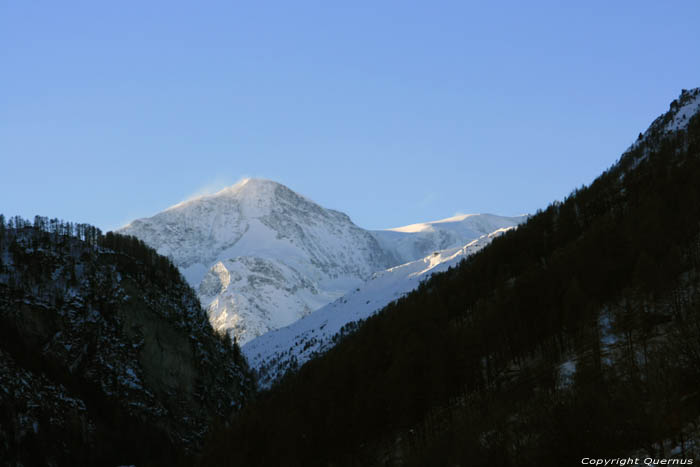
[119,179,525,344]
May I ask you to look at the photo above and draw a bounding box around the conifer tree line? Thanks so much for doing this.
[0,214,181,287]
[0,214,102,245]
[199,106,700,465]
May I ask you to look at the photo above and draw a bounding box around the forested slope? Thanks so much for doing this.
[0,219,255,466]
[202,89,700,466]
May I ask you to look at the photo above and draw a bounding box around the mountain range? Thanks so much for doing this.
[119,180,526,344]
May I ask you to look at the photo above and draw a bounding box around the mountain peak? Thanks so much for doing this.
[220,178,280,195]
[217,178,281,209]
[118,179,396,343]
[154,178,305,219]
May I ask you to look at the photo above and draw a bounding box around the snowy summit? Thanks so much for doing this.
[120,178,525,344]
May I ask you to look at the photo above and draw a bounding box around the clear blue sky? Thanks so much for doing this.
[2,1,699,231]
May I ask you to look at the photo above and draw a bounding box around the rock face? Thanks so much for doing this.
[119,179,526,345]
[0,223,254,466]
[119,178,396,344]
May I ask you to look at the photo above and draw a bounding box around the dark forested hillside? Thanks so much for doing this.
[202,90,700,466]
[0,219,255,466]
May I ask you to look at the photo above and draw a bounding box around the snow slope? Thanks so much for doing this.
[371,213,527,265]
[243,227,517,387]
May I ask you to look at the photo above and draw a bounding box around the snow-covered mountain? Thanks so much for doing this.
[118,178,396,344]
[243,227,517,387]
[371,213,527,265]
[119,178,526,345]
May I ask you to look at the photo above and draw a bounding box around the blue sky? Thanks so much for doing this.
[2,1,699,231]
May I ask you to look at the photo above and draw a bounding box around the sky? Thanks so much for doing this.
[2,1,699,231]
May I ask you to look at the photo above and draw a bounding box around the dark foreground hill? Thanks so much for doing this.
[0,220,255,466]
[201,89,700,466]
